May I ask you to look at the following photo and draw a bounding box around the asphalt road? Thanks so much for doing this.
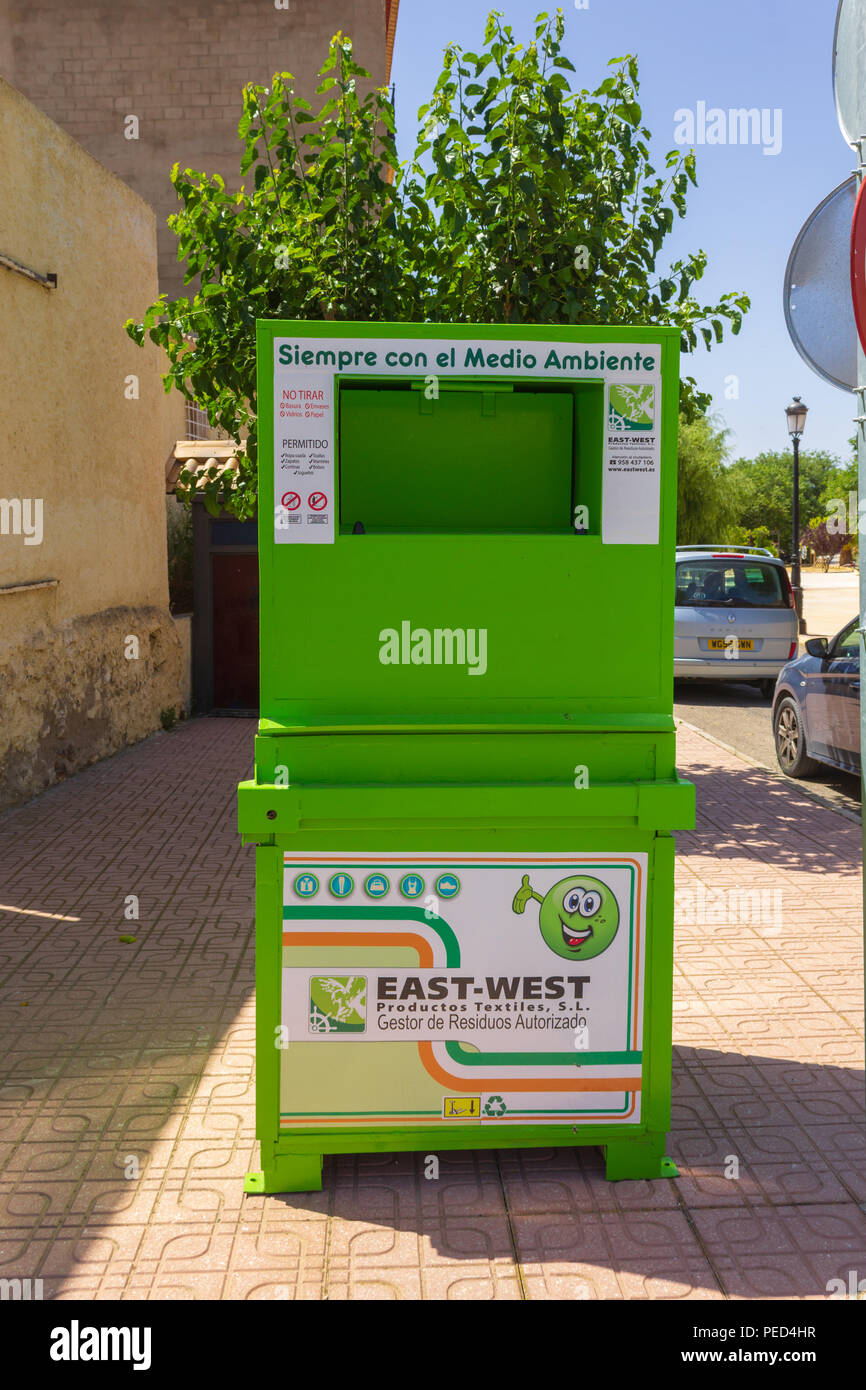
[674,679,862,821]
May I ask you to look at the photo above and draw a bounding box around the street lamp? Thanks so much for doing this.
[785,395,808,634]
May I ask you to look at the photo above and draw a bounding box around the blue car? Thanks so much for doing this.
[772,617,861,778]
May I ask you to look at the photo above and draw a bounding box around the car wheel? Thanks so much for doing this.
[773,697,820,778]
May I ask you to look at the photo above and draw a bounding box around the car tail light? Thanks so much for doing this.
[781,569,796,609]
[788,641,797,659]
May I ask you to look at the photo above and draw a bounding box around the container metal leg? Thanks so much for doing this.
[244,1148,323,1194]
[604,1134,677,1181]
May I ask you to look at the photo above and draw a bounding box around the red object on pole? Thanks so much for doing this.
[850,176,866,354]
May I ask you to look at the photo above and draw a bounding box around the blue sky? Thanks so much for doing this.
[391,0,857,464]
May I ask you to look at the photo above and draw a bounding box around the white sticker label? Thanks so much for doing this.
[273,371,334,544]
[602,382,661,545]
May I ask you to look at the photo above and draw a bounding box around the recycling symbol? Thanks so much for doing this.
[483,1095,507,1117]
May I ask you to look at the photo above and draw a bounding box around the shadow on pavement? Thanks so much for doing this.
[675,680,861,812]
[248,1043,865,1300]
[677,757,863,868]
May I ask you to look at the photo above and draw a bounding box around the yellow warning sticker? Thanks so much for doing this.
[442,1096,481,1118]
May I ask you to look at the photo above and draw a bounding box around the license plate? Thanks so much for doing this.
[707,638,754,651]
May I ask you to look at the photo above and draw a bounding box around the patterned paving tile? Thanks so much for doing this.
[0,718,862,1300]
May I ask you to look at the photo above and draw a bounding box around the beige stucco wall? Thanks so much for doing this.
[0,0,389,299]
[0,77,186,806]
[173,612,193,712]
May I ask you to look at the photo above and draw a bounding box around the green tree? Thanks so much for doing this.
[676,414,737,544]
[820,455,857,521]
[726,450,840,551]
[728,524,778,556]
[127,11,750,519]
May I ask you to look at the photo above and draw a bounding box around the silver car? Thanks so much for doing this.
[674,545,799,696]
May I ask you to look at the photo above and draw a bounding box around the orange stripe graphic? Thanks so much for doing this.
[284,931,434,964]
[418,1041,640,1093]
[284,927,640,1100]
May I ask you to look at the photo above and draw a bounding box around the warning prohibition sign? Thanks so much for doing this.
[281,491,301,511]
[308,492,328,511]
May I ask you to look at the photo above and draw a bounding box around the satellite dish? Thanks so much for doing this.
[783,175,858,392]
[834,0,866,147]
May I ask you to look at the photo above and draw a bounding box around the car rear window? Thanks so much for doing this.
[675,559,789,609]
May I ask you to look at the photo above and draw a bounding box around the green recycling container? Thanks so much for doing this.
[239,321,694,1193]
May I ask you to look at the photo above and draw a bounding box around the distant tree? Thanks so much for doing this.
[822,459,857,501]
[820,455,857,529]
[727,523,778,556]
[676,413,737,544]
[823,438,860,561]
[726,450,840,550]
[802,518,845,562]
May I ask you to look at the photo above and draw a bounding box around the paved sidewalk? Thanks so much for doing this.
[800,571,858,638]
[0,719,863,1300]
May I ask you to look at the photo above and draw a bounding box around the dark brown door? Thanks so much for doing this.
[212,553,259,709]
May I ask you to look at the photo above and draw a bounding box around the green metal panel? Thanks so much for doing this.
[252,730,677,785]
[339,385,573,532]
[238,778,695,840]
[255,322,680,728]
[241,319,693,1193]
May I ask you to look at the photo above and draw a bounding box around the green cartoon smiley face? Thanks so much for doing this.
[512,874,619,961]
